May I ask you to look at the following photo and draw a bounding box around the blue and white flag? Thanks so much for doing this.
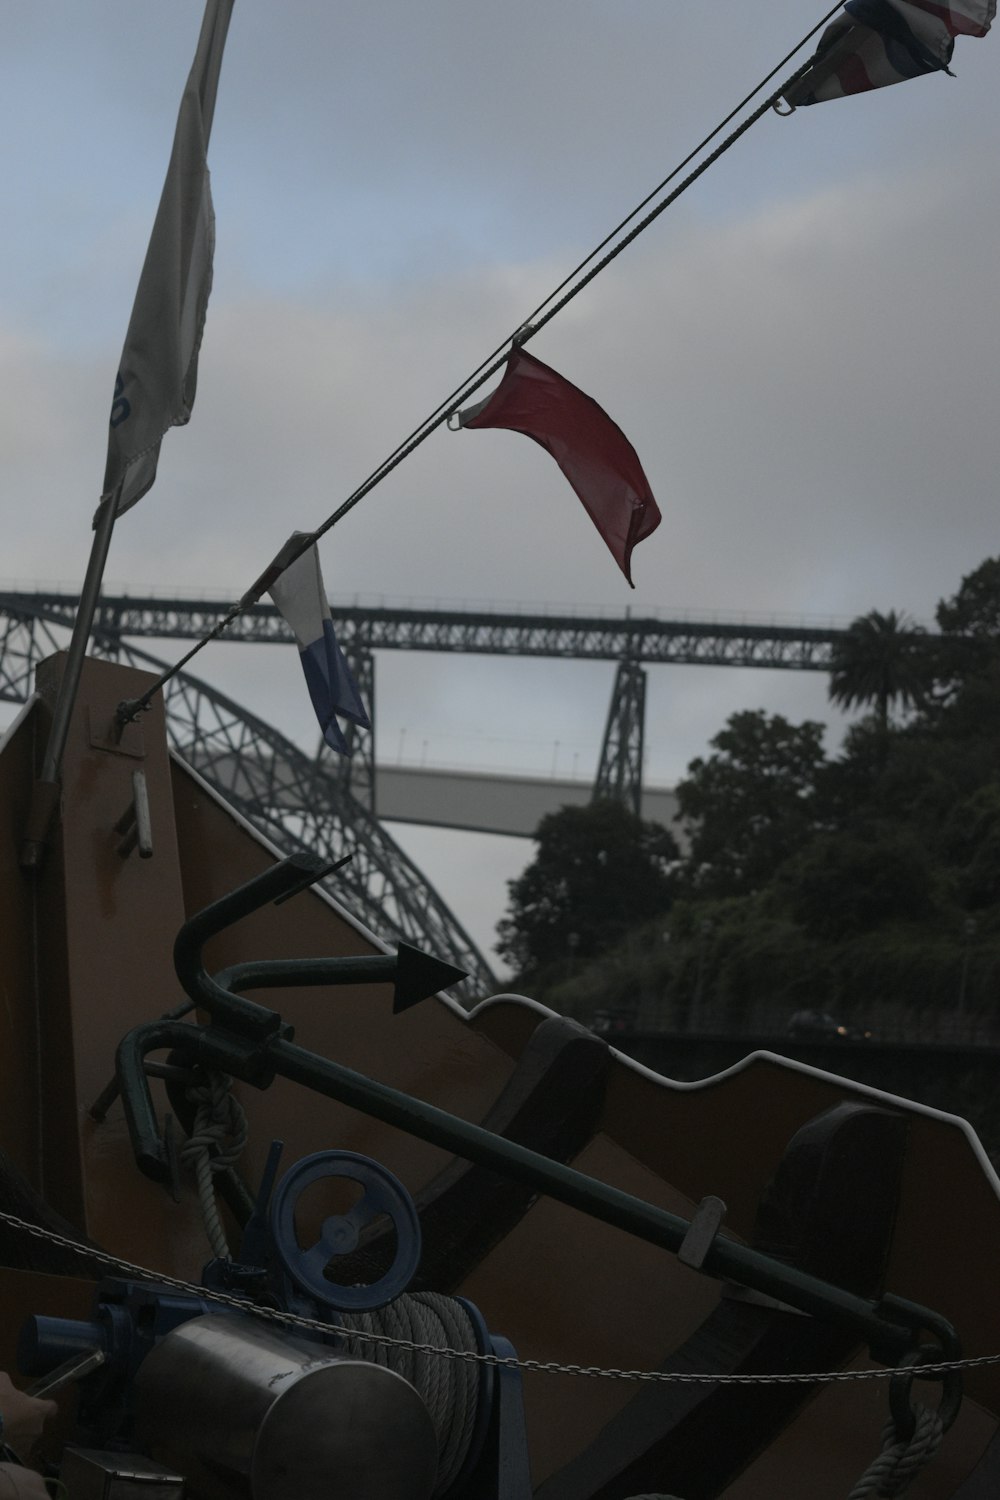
[267,536,370,755]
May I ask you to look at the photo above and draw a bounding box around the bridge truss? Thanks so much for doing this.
[1,591,848,665]
[0,590,855,997]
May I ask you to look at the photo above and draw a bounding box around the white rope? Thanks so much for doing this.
[0,1205,994,1389]
[847,1405,944,1498]
[177,1073,248,1259]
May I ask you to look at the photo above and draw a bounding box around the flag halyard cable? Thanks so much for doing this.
[114,5,851,721]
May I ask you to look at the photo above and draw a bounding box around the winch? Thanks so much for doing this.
[17,1144,531,1500]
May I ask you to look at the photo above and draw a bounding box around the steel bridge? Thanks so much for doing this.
[0,591,848,663]
[0,589,853,998]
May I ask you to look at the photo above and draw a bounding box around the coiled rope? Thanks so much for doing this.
[339,1292,480,1496]
[848,1406,944,1499]
[177,1072,248,1260]
[175,1093,480,1492]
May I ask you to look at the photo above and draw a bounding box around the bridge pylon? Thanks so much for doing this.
[593,658,646,818]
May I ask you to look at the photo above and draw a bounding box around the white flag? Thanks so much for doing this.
[99,0,234,519]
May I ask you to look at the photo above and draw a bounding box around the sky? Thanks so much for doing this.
[2,2,998,977]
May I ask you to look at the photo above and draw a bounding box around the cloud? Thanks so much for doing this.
[7,150,996,585]
[5,143,997,716]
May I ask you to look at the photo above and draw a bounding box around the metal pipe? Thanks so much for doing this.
[20,494,119,869]
[217,958,402,991]
[114,1015,956,1367]
[109,852,959,1367]
[171,857,327,1035]
[267,1035,950,1364]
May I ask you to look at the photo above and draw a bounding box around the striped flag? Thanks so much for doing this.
[784,0,994,105]
[100,0,234,518]
[267,537,370,756]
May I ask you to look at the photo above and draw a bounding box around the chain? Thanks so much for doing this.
[2,1206,997,1387]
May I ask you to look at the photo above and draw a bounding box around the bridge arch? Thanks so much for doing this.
[0,601,495,997]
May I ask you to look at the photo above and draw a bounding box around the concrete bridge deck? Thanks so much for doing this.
[376,765,680,837]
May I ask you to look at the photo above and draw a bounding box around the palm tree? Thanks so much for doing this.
[828,609,927,736]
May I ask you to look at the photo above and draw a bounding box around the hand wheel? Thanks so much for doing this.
[270,1150,421,1311]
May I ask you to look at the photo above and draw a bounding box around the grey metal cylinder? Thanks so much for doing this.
[134,1313,438,1500]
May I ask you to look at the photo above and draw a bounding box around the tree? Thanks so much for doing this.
[936,557,1000,637]
[930,558,1000,709]
[828,609,928,735]
[495,800,676,981]
[675,711,826,899]
[778,828,936,941]
[939,785,1000,912]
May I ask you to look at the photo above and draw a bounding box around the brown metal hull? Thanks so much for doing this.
[2,654,998,1497]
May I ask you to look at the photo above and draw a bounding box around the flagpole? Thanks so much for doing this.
[19,492,119,870]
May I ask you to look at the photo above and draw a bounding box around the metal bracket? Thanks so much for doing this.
[678,1195,727,1270]
[89,706,144,758]
[721,1283,807,1317]
[114,770,153,859]
[889,1345,963,1440]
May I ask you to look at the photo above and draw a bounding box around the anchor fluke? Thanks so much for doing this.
[392,942,469,1013]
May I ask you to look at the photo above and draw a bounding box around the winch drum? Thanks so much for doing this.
[134,1313,439,1500]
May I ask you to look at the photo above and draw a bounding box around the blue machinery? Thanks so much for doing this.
[20,1148,530,1500]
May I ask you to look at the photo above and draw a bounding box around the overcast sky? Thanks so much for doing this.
[2,3,998,974]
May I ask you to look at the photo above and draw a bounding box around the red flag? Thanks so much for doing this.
[457,348,660,586]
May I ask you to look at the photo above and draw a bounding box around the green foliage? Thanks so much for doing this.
[828,609,929,733]
[936,557,1000,636]
[931,559,1000,704]
[778,829,935,941]
[675,711,826,898]
[495,799,676,985]
[517,556,1000,1034]
[939,786,1000,911]
[540,917,676,1023]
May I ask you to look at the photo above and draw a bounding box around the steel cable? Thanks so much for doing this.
[125,4,843,713]
[338,1291,481,1495]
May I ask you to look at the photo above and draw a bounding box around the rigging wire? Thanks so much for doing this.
[121,6,841,719]
[312,0,844,529]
